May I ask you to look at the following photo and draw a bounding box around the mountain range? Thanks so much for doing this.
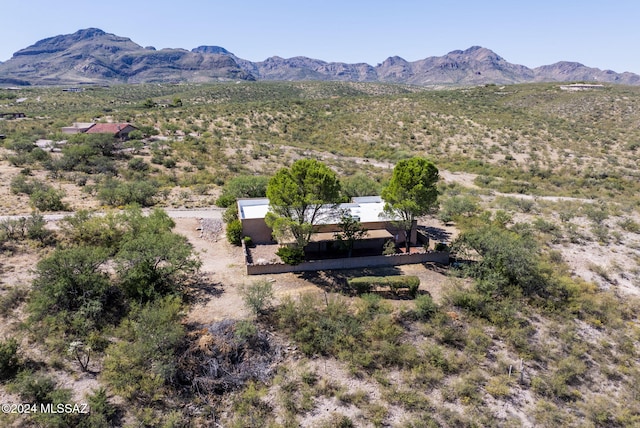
[1,28,639,86]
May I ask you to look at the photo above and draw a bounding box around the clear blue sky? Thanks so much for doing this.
[2,0,639,73]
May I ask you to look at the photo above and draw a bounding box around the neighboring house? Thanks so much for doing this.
[237,196,417,251]
[61,122,95,134]
[85,123,138,140]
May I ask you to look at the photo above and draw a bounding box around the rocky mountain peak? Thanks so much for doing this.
[192,46,233,55]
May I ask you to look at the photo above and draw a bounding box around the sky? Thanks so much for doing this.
[1,0,639,74]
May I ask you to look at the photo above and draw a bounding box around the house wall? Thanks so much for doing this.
[241,218,418,246]
[242,218,274,244]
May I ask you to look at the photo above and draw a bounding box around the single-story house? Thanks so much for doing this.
[85,123,138,140]
[237,196,417,252]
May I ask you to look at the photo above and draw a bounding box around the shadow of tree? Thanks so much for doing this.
[419,225,452,243]
[184,273,224,305]
[298,266,405,296]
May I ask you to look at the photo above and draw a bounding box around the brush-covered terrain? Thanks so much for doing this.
[0,81,639,427]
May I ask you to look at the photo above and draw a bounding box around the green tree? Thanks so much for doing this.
[266,159,342,248]
[116,223,201,302]
[29,246,112,335]
[381,157,439,252]
[335,210,367,258]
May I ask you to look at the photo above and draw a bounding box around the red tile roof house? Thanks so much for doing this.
[84,123,138,140]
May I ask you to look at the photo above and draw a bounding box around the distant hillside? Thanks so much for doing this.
[1,28,639,86]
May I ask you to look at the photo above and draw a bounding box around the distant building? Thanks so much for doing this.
[85,123,138,140]
[61,122,95,134]
[0,112,26,119]
[560,84,605,91]
[61,122,138,140]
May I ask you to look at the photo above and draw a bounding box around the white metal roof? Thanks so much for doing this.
[237,196,397,223]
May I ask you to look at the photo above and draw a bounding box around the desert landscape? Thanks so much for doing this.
[1,78,639,427]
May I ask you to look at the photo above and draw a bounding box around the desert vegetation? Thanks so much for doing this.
[0,81,639,426]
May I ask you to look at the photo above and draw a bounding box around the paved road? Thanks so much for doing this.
[0,207,225,222]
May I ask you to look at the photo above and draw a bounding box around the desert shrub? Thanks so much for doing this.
[102,296,185,403]
[485,375,513,398]
[382,239,396,255]
[226,219,243,245]
[0,338,19,381]
[347,276,420,296]
[96,178,158,207]
[10,174,40,195]
[29,246,114,337]
[438,195,479,222]
[215,175,269,207]
[57,133,119,174]
[0,286,28,317]
[9,370,57,403]
[453,223,550,297]
[127,157,149,171]
[276,246,305,265]
[341,172,381,198]
[227,382,274,428]
[223,204,239,224]
[414,294,438,320]
[239,280,274,316]
[618,217,640,233]
[0,212,51,244]
[84,387,119,428]
[29,186,67,211]
[60,210,125,252]
[434,242,448,252]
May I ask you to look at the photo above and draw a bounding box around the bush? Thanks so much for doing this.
[414,294,438,320]
[29,246,112,336]
[128,157,149,171]
[434,242,449,252]
[30,187,67,211]
[103,296,185,403]
[276,246,305,265]
[348,276,420,296]
[215,175,269,207]
[383,240,396,255]
[0,338,19,381]
[239,280,274,316]
[9,370,57,403]
[438,195,479,223]
[96,178,158,207]
[226,219,243,245]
